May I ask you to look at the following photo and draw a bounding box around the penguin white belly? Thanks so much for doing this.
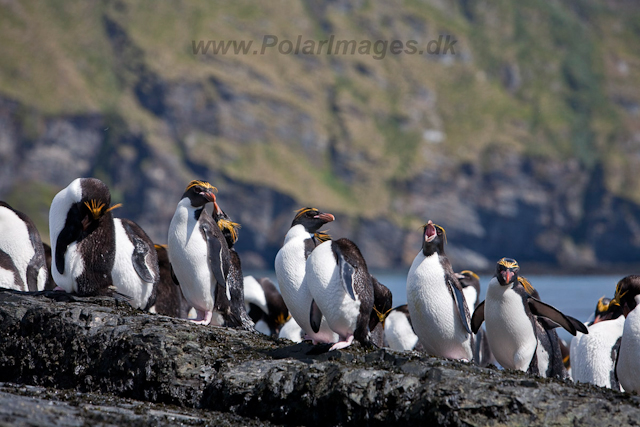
[384,311,419,351]
[406,253,472,360]
[52,243,84,293]
[255,319,272,336]
[306,241,360,339]
[168,207,214,313]
[617,298,640,393]
[571,316,625,388]
[0,207,34,290]
[0,268,17,290]
[275,227,337,343]
[462,287,477,310]
[279,317,303,343]
[485,284,537,371]
[243,275,268,314]
[111,219,154,309]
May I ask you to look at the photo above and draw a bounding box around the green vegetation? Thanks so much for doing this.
[1,0,638,220]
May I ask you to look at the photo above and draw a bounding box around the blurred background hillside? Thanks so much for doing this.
[1,0,639,273]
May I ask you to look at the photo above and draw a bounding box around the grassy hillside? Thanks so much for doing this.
[1,0,639,239]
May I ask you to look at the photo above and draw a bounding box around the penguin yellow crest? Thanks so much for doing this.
[611,281,628,307]
[314,230,331,242]
[294,207,318,219]
[185,180,217,193]
[460,270,480,280]
[84,199,105,219]
[373,305,393,326]
[498,258,519,270]
[518,276,536,296]
[217,218,241,244]
[596,296,610,313]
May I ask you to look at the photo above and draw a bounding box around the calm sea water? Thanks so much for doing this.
[246,270,625,342]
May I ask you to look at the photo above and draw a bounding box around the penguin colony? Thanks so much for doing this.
[1,177,640,392]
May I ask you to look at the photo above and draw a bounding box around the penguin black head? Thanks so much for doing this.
[78,178,120,231]
[421,220,446,257]
[291,207,335,234]
[611,275,640,317]
[590,296,623,325]
[181,180,217,208]
[370,277,393,331]
[496,257,519,286]
[457,270,480,290]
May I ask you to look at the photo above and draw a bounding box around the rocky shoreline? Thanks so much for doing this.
[0,290,638,426]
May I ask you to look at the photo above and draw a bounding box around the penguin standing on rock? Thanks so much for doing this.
[49,178,159,309]
[168,180,231,325]
[275,208,338,344]
[111,217,159,310]
[306,238,389,350]
[406,221,474,361]
[0,201,50,291]
[612,275,640,393]
[369,276,393,348]
[471,258,587,378]
[457,269,495,367]
[213,205,254,330]
[49,178,116,295]
[570,296,624,390]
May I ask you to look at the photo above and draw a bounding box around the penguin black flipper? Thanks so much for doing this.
[527,297,588,336]
[612,335,622,389]
[0,248,23,290]
[332,243,357,301]
[310,299,323,333]
[536,317,561,330]
[54,204,84,275]
[200,221,229,295]
[170,263,180,286]
[447,276,472,334]
[120,219,156,283]
[471,300,485,334]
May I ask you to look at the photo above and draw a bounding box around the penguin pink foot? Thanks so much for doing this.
[329,335,354,351]
[190,309,213,325]
[54,286,66,292]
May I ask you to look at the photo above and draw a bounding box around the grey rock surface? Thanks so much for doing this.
[0,290,639,426]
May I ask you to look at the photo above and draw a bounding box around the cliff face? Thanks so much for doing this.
[0,290,639,426]
[1,1,640,271]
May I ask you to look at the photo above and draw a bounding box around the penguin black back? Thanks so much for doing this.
[51,178,118,296]
[369,276,393,347]
[331,238,374,347]
[0,201,50,292]
[152,244,187,317]
[214,205,254,330]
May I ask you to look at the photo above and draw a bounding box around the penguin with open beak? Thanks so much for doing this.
[406,220,474,361]
[167,180,231,326]
[471,258,587,378]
